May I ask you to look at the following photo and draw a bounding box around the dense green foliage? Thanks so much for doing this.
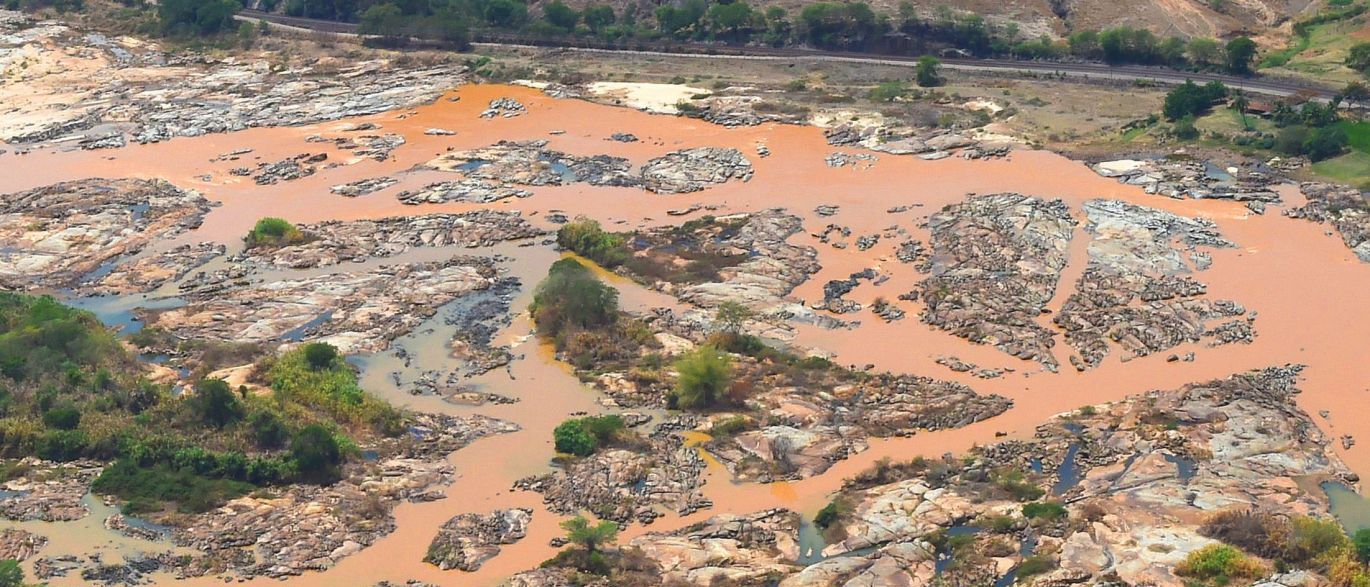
[157,0,241,36]
[0,559,23,587]
[530,259,620,340]
[244,217,308,249]
[557,218,628,268]
[1162,80,1228,120]
[1350,43,1370,76]
[561,515,618,553]
[915,56,942,87]
[671,345,732,410]
[1021,501,1067,520]
[1176,544,1265,586]
[0,293,403,513]
[552,414,624,456]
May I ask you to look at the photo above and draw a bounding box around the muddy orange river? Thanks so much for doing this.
[2,83,1368,586]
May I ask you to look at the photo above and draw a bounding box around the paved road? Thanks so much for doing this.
[237,10,1339,100]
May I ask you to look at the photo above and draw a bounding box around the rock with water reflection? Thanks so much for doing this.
[0,459,100,522]
[917,193,1077,370]
[1055,199,1253,370]
[0,179,215,291]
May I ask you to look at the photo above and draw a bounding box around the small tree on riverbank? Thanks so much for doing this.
[915,56,943,87]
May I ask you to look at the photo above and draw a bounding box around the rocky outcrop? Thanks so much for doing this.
[424,140,639,188]
[423,508,532,571]
[918,193,1076,370]
[639,148,753,194]
[148,257,501,353]
[515,430,708,527]
[0,460,100,522]
[625,211,820,312]
[237,211,543,269]
[396,179,532,205]
[160,414,517,580]
[83,242,225,295]
[0,20,466,148]
[331,177,399,197]
[0,179,214,290]
[629,509,802,584]
[1093,158,1281,203]
[1055,200,1252,370]
[0,529,47,561]
[1287,182,1370,262]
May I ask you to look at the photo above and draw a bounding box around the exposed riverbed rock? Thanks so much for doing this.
[0,528,47,561]
[1286,182,1370,262]
[236,211,543,269]
[623,211,820,313]
[396,179,532,205]
[1093,158,1281,203]
[423,508,532,571]
[148,257,502,353]
[515,433,708,527]
[1055,199,1252,370]
[0,179,214,290]
[159,413,517,580]
[918,193,1077,370]
[425,139,640,188]
[639,147,753,194]
[0,460,100,522]
[0,21,466,148]
[83,242,226,295]
[331,177,399,197]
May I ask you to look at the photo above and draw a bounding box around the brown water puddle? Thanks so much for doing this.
[7,83,1369,586]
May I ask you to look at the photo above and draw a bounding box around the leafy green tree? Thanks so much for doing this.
[1349,42,1370,75]
[707,1,751,40]
[561,515,618,553]
[915,56,942,87]
[1163,80,1227,119]
[42,405,81,430]
[1230,91,1250,130]
[556,218,627,267]
[1304,126,1348,161]
[673,345,732,410]
[715,301,753,334]
[249,410,290,449]
[1225,37,1257,74]
[0,559,24,587]
[359,3,403,36]
[244,217,306,249]
[530,259,619,338]
[484,0,527,28]
[1186,37,1224,69]
[303,342,339,371]
[543,0,578,31]
[1342,81,1370,102]
[582,4,616,34]
[291,424,344,484]
[553,419,596,456]
[190,378,244,428]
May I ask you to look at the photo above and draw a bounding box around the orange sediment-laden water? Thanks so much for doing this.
[4,83,1369,586]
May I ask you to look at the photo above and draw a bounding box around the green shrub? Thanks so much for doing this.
[0,558,24,587]
[1176,544,1265,585]
[91,459,255,513]
[1022,501,1068,521]
[248,410,290,449]
[814,497,851,529]
[1017,555,1056,578]
[188,378,244,428]
[35,429,87,461]
[42,405,81,430]
[995,470,1045,501]
[672,345,732,410]
[290,424,344,484]
[267,346,401,435]
[553,415,625,456]
[557,218,629,268]
[530,259,620,339]
[244,217,307,249]
[303,342,340,371]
